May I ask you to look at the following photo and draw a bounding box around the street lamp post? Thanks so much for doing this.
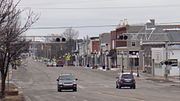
[142,52,145,72]
[137,68,139,77]
[179,62,180,83]
[105,44,109,70]
[106,51,109,70]
[93,53,95,68]
[136,53,140,77]
[91,52,97,69]
[131,58,133,74]
[165,41,169,80]
[137,65,140,77]
[121,51,124,73]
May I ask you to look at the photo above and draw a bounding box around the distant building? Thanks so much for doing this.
[124,19,180,76]
[105,19,180,75]
[99,33,111,69]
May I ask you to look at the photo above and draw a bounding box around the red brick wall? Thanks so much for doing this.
[116,40,127,47]
[110,30,116,49]
[116,27,127,36]
[111,30,117,40]
[92,41,99,52]
[110,27,127,48]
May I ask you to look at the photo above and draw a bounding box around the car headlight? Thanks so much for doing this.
[59,82,63,85]
[73,82,77,85]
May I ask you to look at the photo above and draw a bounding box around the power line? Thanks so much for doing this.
[158,22,180,24]
[18,4,180,10]
[30,21,180,30]
[30,25,118,29]
[18,0,114,6]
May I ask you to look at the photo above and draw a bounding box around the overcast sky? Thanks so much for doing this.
[16,0,180,38]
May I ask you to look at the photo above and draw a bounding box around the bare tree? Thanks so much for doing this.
[62,27,79,40]
[0,0,38,98]
[61,28,78,56]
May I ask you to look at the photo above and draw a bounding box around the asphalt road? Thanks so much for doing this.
[12,58,180,101]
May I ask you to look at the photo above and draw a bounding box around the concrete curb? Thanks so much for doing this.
[145,77,180,83]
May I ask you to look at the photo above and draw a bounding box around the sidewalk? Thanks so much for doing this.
[0,83,24,101]
[97,67,121,71]
[84,66,180,83]
[99,66,180,83]
[140,72,180,83]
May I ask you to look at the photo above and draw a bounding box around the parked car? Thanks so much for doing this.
[57,74,78,92]
[116,72,136,89]
[52,62,57,67]
[56,60,64,67]
[46,62,53,67]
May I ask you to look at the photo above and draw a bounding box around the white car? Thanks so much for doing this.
[52,62,57,67]
[47,62,53,67]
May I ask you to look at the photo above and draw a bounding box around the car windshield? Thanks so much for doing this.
[121,74,133,79]
[59,75,74,80]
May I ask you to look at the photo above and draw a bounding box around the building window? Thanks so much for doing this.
[132,42,135,46]
[124,51,128,55]
[117,50,120,55]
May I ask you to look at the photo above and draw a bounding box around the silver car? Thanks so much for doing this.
[57,74,78,92]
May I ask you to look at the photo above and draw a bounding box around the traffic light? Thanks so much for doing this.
[118,35,128,40]
[55,37,66,42]
[164,61,172,65]
[56,38,61,42]
[62,38,66,42]
[161,60,172,65]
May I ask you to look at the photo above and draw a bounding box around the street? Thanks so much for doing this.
[12,58,180,101]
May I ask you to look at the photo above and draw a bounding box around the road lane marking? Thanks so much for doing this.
[172,90,180,93]
[103,85,110,88]
[96,91,144,101]
[73,96,76,99]
[78,85,86,89]
[24,96,32,101]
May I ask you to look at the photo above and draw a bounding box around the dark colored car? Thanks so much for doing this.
[57,74,78,92]
[116,73,136,89]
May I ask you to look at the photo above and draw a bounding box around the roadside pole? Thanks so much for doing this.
[142,52,145,72]
[165,41,169,80]
[179,62,180,87]
[121,52,124,73]
[131,58,133,74]
[136,53,140,77]
[152,59,155,77]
